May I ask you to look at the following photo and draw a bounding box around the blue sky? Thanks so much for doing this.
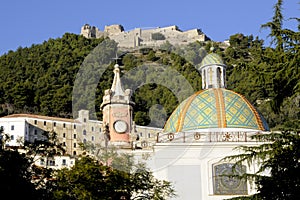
[0,0,298,55]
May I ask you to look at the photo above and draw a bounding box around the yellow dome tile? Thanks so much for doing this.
[163,88,269,132]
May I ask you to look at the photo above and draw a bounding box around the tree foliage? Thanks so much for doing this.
[0,149,38,199]
[0,33,103,118]
[222,2,300,198]
[222,0,299,130]
[223,131,300,200]
[0,129,65,199]
[51,154,176,200]
[0,127,176,200]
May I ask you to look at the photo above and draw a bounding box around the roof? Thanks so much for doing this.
[163,88,269,133]
[1,113,76,123]
[199,53,225,69]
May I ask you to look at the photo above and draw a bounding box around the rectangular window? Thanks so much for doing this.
[73,124,76,129]
[63,123,66,128]
[10,135,14,140]
[53,122,56,127]
[73,134,76,139]
[34,120,37,125]
[34,130,37,135]
[63,133,66,138]
[44,121,46,126]
[213,163,248,195]
[74,143,76,148]
[48,160,55,166]
[11,125,14,130]
[62,159,66,166]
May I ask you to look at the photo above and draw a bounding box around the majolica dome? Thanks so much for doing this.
[163,88,269,133]
[199,52,225,68]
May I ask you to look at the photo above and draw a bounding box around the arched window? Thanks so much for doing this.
[202,69,206,88]
[83,129,86,135]
[208,67,213,88]
[217,67,222,88]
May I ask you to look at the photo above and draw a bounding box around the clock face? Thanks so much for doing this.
[113,120,128,133]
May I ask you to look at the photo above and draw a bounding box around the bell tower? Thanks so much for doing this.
[100,63,135,148]
[199,52,227,89]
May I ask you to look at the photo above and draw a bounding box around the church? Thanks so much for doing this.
[0,51,269,199]
[96,51,269,199]
[146,52,270,199]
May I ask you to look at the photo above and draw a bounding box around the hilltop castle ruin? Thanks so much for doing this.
[80,24,210,48]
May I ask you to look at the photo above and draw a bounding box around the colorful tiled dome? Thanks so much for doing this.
[199,53,225,68]
[164,88,269,132]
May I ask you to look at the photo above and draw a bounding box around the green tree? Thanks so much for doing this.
[224,131,300,200]
[0,149,39,199]
[261,0,284,51]
[0,129,66,199]
[52,152,176,200]
[0,33,103,118]
[223,0,299,130]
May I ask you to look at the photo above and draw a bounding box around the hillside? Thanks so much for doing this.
[0,31,299,130]
[0,33,103,118]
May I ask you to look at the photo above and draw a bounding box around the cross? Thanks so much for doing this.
[111,53,121,65]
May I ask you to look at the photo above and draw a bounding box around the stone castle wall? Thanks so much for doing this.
[80,24,210,48]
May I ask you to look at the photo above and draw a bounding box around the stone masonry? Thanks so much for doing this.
[80,24,210,48]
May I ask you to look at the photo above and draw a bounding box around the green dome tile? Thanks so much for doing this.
[199,53,225,68]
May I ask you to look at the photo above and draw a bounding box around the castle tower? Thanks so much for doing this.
[100,64,135,148]
[80,24,97,38]
[198,53,226,89]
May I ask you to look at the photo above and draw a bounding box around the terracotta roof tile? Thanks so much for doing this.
[1,114,76,123]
